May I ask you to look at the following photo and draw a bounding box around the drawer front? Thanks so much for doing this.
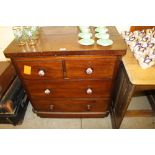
[31,99,110,112]
[14,60,63,80]
[24,80,113,98]
[65,58,117,79]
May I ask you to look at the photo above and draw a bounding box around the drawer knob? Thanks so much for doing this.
[86,68,93,75]
[87,104,91,110]
[50,105,54,110]
[44,89,51,95]
[86,88,93,94]
[38,69,45,76]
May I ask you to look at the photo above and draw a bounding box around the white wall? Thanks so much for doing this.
[116,26,130,34]
[0,26,130,61]
[0,27,14,61]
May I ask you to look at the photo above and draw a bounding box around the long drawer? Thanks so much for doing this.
[31,98,110,112]
[24,80,113,98]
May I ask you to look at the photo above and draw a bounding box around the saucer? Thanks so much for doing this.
[95,33,109,39]
[78,39,95,45]
[97,39,113,46]
[78,32,92,39]
[95,27,108,33]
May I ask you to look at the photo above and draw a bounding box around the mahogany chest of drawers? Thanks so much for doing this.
[4,26,127,118]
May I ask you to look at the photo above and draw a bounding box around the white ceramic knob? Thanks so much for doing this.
[44,89,51,95]
[38,69,45,76]
[86,68,93,75]
[87,104,91,110]
[86,88,93,94]
[50,105,54,110]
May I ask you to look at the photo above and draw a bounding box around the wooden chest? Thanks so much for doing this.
[3,26,127,118]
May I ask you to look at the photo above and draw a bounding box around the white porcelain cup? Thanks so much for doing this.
[95,33,109,39]
[98,28,108,33]
[79,26,90,33]
[78,32,92,39]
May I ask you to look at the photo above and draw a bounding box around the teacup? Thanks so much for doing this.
[79,26,90,33]
[95,33,109,39]
[96,26,106,29]
[78,32,92,39]
[95,27,108,33]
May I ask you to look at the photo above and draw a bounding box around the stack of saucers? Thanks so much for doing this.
[78,26,95,45]
[95,26,113,46]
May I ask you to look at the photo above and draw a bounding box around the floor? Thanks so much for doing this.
[0,95,155,129]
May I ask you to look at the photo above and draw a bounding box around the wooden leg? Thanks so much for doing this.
[146,90,155,113]
[110,62,135,129]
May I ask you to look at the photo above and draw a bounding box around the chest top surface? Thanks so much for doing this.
[4,26,127,58]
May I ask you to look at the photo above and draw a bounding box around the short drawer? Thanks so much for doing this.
[14,59,63,80]
[65,58,117,79]
[31,99,110,112]
[24,80,113,98]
